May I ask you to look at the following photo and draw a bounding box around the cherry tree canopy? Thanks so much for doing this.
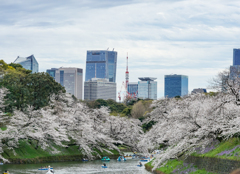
[0,91,143,162]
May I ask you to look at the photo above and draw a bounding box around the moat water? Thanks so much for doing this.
[0,159,151,174]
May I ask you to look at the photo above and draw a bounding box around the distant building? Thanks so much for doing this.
[84,78,116,101]
[233,48,240,65]
[127,82,138,98]
[165,74,188,98]
[138,77,157,100]
[55,67,83,99]
[14,55,38,73]
[85,50,117,82]
[191,88,207,95]
[46,68,58,79]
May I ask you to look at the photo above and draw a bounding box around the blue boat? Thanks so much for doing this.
[82,159,89,162]
[0,163,3,165]
[137,165,143,167]
[140,159,148,162]
[101,156,110,161]
[102,165,108,168]
[38,168,53,170]
[117,156,126,161]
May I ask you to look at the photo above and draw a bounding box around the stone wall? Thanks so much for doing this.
[185,156,240,174]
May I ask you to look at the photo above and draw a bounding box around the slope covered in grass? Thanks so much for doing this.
[192,138,240,160]
[2,139,119,161]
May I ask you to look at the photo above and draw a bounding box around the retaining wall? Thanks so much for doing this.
[185,156,240,174]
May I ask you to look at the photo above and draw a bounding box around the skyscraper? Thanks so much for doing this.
[55,67,83,99]
[230,48,240,79]
[164,74,188,98]
[138,77,157,100]
[85,50,117,82]
[127,82,138,98]
[14,55,39,73]
[84,78,116,101]
[233,48,240,65]
[46,68,58,80]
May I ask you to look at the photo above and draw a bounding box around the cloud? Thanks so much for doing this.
[0,0,239,98]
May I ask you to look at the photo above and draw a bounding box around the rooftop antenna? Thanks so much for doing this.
[113,48,114,51]
[107,47,109,50]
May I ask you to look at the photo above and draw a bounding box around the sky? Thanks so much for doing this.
[1,0,240,99]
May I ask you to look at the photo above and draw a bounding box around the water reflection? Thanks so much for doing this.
[0,159,151,174]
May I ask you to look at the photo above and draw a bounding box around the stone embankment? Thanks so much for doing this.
[185,156,240,174]
[145,156,240,174]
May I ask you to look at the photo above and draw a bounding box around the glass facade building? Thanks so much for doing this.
[46,68,58,79]
[85,50,117,82]
[233,48,240,65]
[164,74,188,98]
[127,82,138,98]
[14,55,39,73]
[55,67,83,99]
[138,77,157,100]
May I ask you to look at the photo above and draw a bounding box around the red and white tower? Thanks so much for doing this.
[125,53,129,92]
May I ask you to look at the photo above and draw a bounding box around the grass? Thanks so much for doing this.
[145,159,183,174]
[145,159,215,174]
[0,126,7,131]
[192,138,240,160]
[117,145,129,150]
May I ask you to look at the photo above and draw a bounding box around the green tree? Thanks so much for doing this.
[0,69,65,112]
[1,69,29,112]
[26,73,65,109]
[8,63,32,74]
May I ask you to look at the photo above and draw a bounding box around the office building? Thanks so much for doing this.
[46,68,58,79]
[14,55,38,73]
[233,48,240,65]
[85,50,117,82]
[191,88,207,95]
[84,78,116,101]
[165,74,188,98]
[138,77,157,100]
[127,82,138,98]
[55,67,83,99]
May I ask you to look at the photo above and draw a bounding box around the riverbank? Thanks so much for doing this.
[145,138,240,174]
[1,140,120,164]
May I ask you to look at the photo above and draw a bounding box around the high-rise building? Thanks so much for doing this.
[138,77,157,100]
[127,82,138,98]
[14,55,39,73]
[85,50,117,82]
[55,67,83,99]
[233,48,240,65]
[46,68,58,79]
[84,78,116,101]
[164,74,188,98]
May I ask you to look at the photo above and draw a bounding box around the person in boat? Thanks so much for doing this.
[139,162,143,166]
[103,163,106,166]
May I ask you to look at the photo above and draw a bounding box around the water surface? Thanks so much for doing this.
[0,159,151,174]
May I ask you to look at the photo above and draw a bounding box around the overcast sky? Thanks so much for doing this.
[1,0,240,99]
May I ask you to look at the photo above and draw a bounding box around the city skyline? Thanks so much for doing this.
[1,0,240,98]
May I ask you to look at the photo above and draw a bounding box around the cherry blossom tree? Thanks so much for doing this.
[0,91,143,162]
[138,91,240,170]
